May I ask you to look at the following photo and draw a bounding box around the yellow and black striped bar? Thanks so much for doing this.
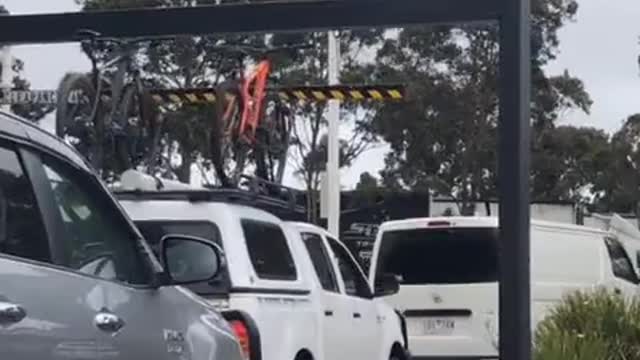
[146,88,221,105]
[146,84,406,105]
[275,84,405,102]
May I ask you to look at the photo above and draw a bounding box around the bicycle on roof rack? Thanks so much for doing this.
[208,43,310,188]
[56,29,160,178]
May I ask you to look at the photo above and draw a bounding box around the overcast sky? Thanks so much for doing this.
[3,0,639,188]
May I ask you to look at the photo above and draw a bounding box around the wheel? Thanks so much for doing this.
[56,72,103,170]
[118,85,148,173]
[254,101,292,184]
[272,102,293,184]
[211,80,248,187]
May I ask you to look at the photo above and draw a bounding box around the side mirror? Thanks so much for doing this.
[374,273,400,297]
[161,234,224,285]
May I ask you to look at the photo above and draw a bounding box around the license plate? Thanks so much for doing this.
[424,318,455,334]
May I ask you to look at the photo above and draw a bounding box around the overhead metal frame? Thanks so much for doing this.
[0,0,531,359]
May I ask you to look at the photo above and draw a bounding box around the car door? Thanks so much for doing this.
[326,236,383,360]
[32,150,199,360]
[300,231,352,360]
[604,236,640,297]
[0,143,100,360]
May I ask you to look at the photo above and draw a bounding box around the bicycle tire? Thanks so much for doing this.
[118,85,146,173]
[212,80,242,187]
[56,72,103,169]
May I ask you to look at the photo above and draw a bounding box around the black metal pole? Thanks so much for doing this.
[498,0,531,358]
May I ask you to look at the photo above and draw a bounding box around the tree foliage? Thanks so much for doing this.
[360,0,591,212]
[534,289,640,360]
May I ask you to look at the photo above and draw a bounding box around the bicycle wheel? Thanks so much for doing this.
[254,102,292,184]
[272,103,293,184]
[211,80,248,187]
[56,72,104,170]
[118,85,150,173]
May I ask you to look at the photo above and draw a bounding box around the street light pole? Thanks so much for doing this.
[327,30,341,235]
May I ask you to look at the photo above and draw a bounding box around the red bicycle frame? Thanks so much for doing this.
[238,60,271,144]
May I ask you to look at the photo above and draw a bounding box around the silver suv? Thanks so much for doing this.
[0,111,243,360]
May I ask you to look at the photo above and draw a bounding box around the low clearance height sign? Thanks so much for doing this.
[0,89,83,105]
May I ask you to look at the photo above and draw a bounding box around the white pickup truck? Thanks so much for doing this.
[113,171,409,360]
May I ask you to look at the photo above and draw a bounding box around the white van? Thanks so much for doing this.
[368,216,640,359]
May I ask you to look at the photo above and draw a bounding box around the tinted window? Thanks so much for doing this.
[42,157,151,285]
[242,220,297,281]
[0,146,50,263]
[605,237,639,284]
[301,232,339,292]
[134,220,228,295]
[376,227,499,285]
[327,237,372,298]
[135,221,221,253]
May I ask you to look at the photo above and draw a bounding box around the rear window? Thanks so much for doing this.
[375,227,499,285]
[241,220,297,281]
[134,220,229,295]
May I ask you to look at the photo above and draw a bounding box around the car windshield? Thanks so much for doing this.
[134,220,229,295]
[375,227,499,285]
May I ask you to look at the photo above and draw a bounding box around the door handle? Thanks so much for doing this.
[94,311,125,333]
[324,310,334,317]
[0,301,26,324]
[353,312,361,319]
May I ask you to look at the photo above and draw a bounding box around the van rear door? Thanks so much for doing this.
[372,225,499,358]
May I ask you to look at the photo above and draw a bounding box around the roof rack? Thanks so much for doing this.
[113,174,307,221]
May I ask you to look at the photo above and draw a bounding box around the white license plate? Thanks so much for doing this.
[424,318,455,334]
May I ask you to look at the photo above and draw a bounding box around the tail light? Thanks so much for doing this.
[230,319,251,360]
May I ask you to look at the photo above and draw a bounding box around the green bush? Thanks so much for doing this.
[534,288,640,360]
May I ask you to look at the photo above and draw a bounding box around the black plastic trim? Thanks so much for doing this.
[394,309,409,350]
[230,287,310,296]
[403,309,472,317]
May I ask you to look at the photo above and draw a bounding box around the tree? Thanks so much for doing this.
[593,114,640,216]
[268,31,382,223]
[531,126,611,204]
[365,0,590,213]
[355,172,378,192]
[0,5,54,122]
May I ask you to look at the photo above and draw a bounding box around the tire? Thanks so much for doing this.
[56,72,103,169]
[118,85,145,172]
[211,80,242,187]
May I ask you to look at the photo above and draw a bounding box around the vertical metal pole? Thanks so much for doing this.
[327,30,341,235]
[498,0,531,358]
[0,45,12,112]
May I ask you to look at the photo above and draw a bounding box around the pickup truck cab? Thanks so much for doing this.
[0,112,243,360]
[115,170,409,360]
[287,222,409,360]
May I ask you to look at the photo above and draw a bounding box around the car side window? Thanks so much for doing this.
[0,145,50,263]
[241,219,297,281]
[605,237,639,284]
[41,156,152,285]
[301,232,339,292]
[327,237,372,299]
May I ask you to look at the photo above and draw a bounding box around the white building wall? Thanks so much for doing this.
[429,199,576,224]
